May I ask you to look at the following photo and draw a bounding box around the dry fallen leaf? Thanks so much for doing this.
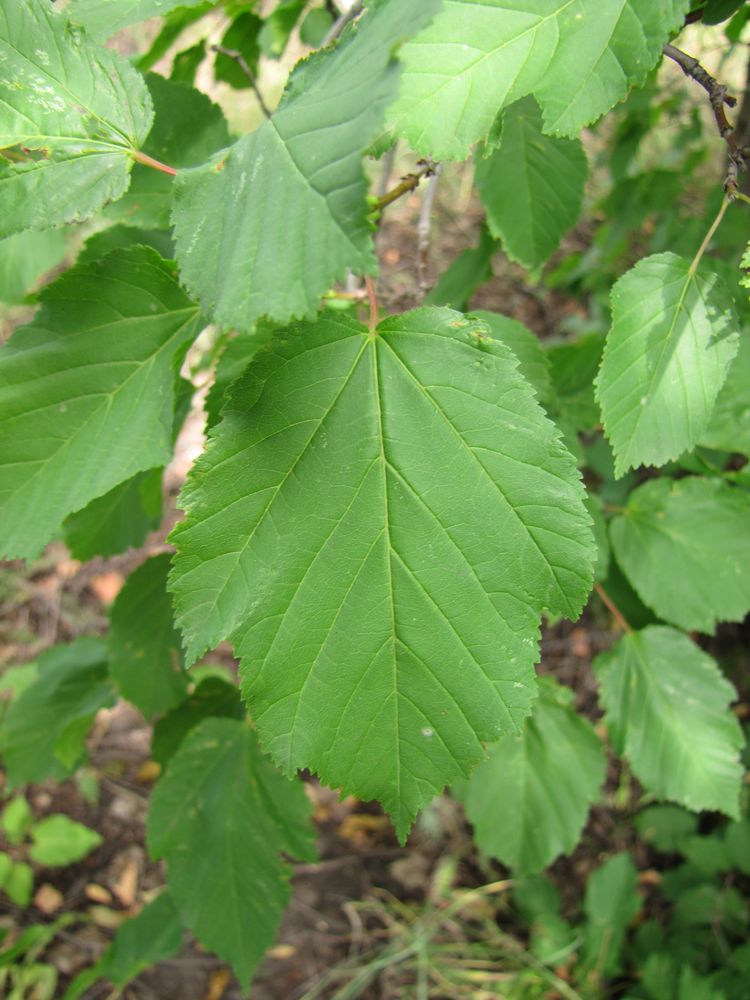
[34,883,64,914]
[88,571,125,604]
[85,883,113,905]
[203,966,231,1000]
[112,855,139,908]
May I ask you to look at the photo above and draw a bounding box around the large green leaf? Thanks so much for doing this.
[0,247,202,560]
[109,555,187,719]
[147,717,316,989]
[68,0,213,40]
[596,253,738,476]
[0,639,115,787]
[700,330,750,455]
[595,626,743,817]
[610,477,750,633]
[170,308,594,838]
[388,0,690,160]
[456,677,605,874]
[172,0,439,332]
[0,0,153,237]
[104,73,230,230]
[475,98,587,273]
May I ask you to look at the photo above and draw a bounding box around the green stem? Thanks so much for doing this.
[688,195,730,278]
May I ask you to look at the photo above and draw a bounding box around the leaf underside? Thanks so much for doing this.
[0,0,153,236]
[170,307,594,838]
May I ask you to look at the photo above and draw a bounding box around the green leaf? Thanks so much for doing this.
[586,493,610,584]
[258,0,306,58]
[1,796,33,847]
[205,328,276,431]
[0,230,68,305]
[456,677,605,874]
[214,12,262,89]
[596,254,739,476]
[104,73,230,230]
[635,804,698,853]
[388,0,690,159]
[147,717,316,989]
[170,308,594,837]
[610,477,750,633]
[76,225,174,264]
[99,892,184,987]
[513,876,576,963]
[0,639,115,787]
[300,7,335,47]
[700,330,750,455]
[29,815,102,867]
[582,853,640,978]
[0,0,153,237]
[63,469,163,561]
[172,0,440,332]
[109,555,187,719]
[3,860,33,907]
[68,0,214,40]
[471,309,553,404]
[0,247,201,560]
[474,98,587,273]
[171,41,207,86]
[426,224,496,311]
[595,626,744,817]
[546,333,603,433]
[151,676,244,767]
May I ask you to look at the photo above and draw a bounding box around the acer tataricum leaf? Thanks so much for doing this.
[0,0,153,237]
[171,0,440,333]
[388,0,691,160]
[170,308,595,839]
[0,247,202,560]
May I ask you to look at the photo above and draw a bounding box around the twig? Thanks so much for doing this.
[377,159,437,210]
[322,0,364,46]
[417,164,441,297]
[211,44,271,119]
[594,583,631,634]
[662,43,746,195]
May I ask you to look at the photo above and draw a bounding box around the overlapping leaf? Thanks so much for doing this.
[388,0,690,160]
[0,247,202,560]
[700,332,750,455]
[471,309,553,404]
[109,555,187,718]
[475,98,587,272]
[456,678,605,874]
[63,469,163,561]
[610,477,750,633]
[170,308,594,837]
[0,230,68,304]
[172,0,440,332]
[147,718,316,989]
[0,0,153,236]
[596,253,738,476]
[68,0,213,40]
[595,626,743,817]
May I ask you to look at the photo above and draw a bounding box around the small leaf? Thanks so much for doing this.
[258,0,306,58]
[3,860,33,907]
[151,676,244,767]
[147,717,316,990]
[456,677,605,874]
[100,892,184,987]
[170,308,594,837]
[582,853,641,978]
[1,795,33,846]
[475,98,587,272]
[389,0,690,159]
[635,805,697,853]
[0,639,115,787]
[173,0,441,332]
[610,477,750,633]
[214,12,263,89]
[426,224,496,311]
[595,626,744,817]
[109,555,187,719]
[0,0,153,236]
[596,253,738,476]
[0,247,202,560]
[300,8,334,47]
[29,815,102,867]
[68,0,214,40]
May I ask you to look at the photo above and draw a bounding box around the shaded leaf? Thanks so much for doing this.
[456,677,605,874]
[170,308,594,838]
[0,247,201,559]
[0,230,68,305]
[700,330,750,455]
[426,224,496,311]
[109,555,187,718]
[0,1,153,236]
[596,253,738,476]
[68,0,214,40]
[147,718,316,989]
[151,676,244,767]
[610,477,750,633]
[475,98,587,272]
[595,626,743,817]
